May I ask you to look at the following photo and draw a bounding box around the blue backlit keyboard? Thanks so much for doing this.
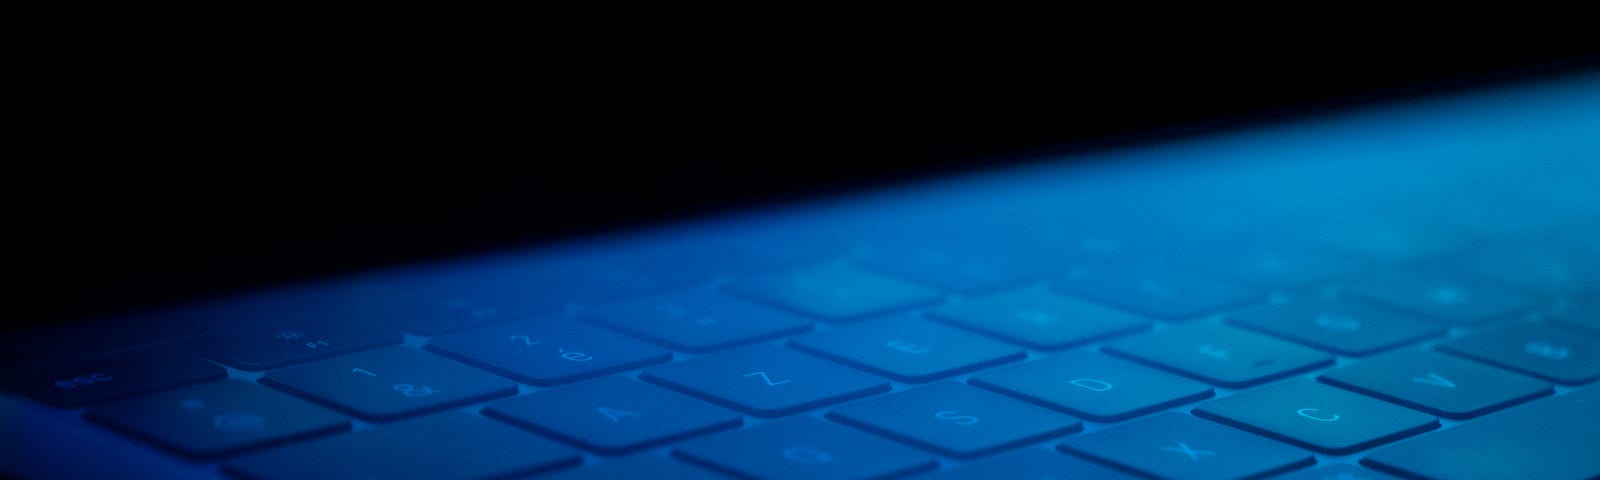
[4,71,1600,480]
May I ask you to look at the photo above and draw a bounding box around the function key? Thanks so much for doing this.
[1180,240,1364,289]
[1341,268,1536,324]
[1362,386,1600,480]
[484,375,741,453]
[1227,297,1445,356]
[1058,412,1313,480]
[224,412,581,480]
[1103,323,1334,388]
[86,380,348,457]
[1319,349,1552,419]
[260,347,516,421]
[1192,379,1438,454]
[788,317,1024,383]
[8,350,224,407]
[427,319,670,386]
[1436,322,1600,384]
[927,287,1149,350]
[674,417,935,480]
[583,289,812,353]
[851,240,1060,294]
[826,382,1081,457]
[639,344,887,417]
[970,350,1213,422]
[927,447,1141,479]
[203,318,401,371]
[1054,262,1258,320]
[724,263,942,321]
[360,280,563,335]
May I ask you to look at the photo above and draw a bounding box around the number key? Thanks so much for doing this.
[261,347,516,420]
[427,319,671,386]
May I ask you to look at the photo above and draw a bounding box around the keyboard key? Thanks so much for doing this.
[484,375,741,453]
[1342,268,1537,324]
[1227,297,1445,356]
[970,350,1213,422]
[1436,322,1600,384]
[8,350,224,407]
[1103,323,1334,388]
[1054,262,1258,319]
[1319,349,1552,419]
[427,319,671,386]
[583,289,812,352]
[640,344,888,416]
[86,380,348,457]
[1192,379,1438,454]
[1058,412,1313,480]
[926,286,1150,350]
[827,382,1082,457]
[1273,464,1405,480]
[852,240,1060,293]
[788,317,1024,383]
[204,318,402,371]
[359,279,562,335]
[260,347,516,420]
[224,412,581,480]
[1180,240,1364,289]
[724,262,942,321]
[541,455,729,480]
[1552,295,1600,334]
[1457,242,1600,294]
[1294,218,1457,262]
[1362,386,1600,480]
[674,416,936,480]
[927,448,1140,480]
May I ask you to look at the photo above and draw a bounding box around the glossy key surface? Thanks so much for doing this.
[1320,349,1552,419]
[1227,297,1445,356]
[484,375,741,453]
[1103,323,1334,388]
[86,380,348,457]
[224,412,581,480]
[927,286,1149,350]
[583,288,812,352]
[1436,322,1600,384]
[970,350,1213,422]
[724,262,942,321]
[1342,268,1536,324]
[1058,412,1313,480]
[8,350,225,407]
[639,344,888,416]
[260,347,516,420]
[789,316,1024,383]
[1363,386,1600,480]
[827,382,1081,457]
[674,416,936,480]
[1192,380,1438,454]
[427,319,671,386]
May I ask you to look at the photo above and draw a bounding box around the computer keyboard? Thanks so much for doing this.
[5,72,1600,480]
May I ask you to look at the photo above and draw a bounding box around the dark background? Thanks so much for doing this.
[9,41,1596,329]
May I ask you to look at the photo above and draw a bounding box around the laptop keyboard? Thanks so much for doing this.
[7,77,1600,480]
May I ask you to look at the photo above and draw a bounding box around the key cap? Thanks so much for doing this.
[639,344,888,416]
[1191,379,1438,454]
[724,262,942,321]
[926,286,1149,350]
[427,319,671,386]
[826,382,1081,457]
[1273,464,1405,480]
[583,289,812,352]
[85,380,348,457]
[1054,262,1258,319]
[674,416,936,480]
[203,318,402,371]
[484,375,741,453]
[1341,267,1536,324]
[1457,242,1600,294]
[788,317,1024,383]
[1435,322,1600,384]
[851,240,1060,293]
[1180,240,1364,289]
[1294,218,1456,262]
[8,349,225,407]
[260,347,516,421]
[1362,386,1600,480]
[926,447,1141,480]
[1058,412,1314,480]
[1319,349,1552,419]
[970,350,1213,422]
[358,279,563,335]
[541,455,729,480]
[223,412,581,480]
[1103,323,1334,388]
[1227,297,1445,356]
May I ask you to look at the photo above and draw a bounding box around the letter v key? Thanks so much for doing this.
[1411,372,1456,388]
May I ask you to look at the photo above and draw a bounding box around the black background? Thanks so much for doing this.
[9,37,1596,329]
